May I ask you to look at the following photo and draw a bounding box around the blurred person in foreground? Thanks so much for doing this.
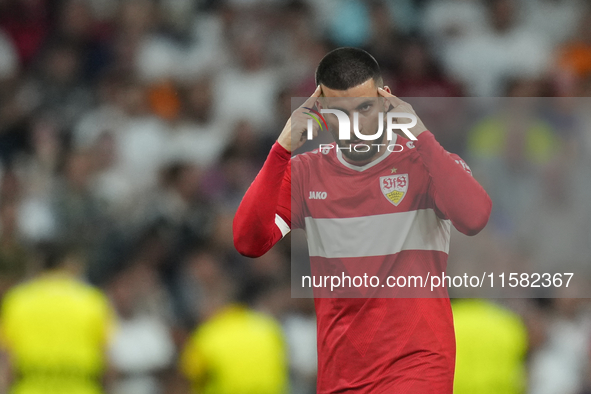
[233,47,491,393]
[180,249,287,394]
[453,299,528,394]
[0,245,115,394]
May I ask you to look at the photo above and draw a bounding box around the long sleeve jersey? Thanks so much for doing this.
[234,131,492,393]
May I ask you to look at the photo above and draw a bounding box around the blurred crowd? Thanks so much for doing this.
[1,0,591,393]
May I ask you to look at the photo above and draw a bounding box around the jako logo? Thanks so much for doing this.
[309,191,327,200]
[306,109,418,141]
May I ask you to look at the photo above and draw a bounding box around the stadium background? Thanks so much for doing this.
[0,0,591,393]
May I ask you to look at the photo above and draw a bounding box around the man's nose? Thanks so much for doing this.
[349,121,358,137]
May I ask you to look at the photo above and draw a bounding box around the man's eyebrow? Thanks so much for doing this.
[325,105,349,113]
[325,99,376,113]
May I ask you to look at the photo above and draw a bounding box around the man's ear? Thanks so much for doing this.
[315,85,325,109]
[381,85,393,111]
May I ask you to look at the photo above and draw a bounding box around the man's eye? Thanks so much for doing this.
[360,104,372,112]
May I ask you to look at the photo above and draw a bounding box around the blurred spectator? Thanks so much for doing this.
[453,299,528,394]
[150,161,213,242]
[283,298,317,394]
[0,29,17,80]
[0,200,28,297]
[109,80,169,192]
[87,130,135,219]
[199,124,267,206]
[180,249,288,394]
[136,4,227,82]
[365,0,403,79]
[522,0,584,47]
[515,149,591,274]
[392,36,463,97]
[161,77,228,168]
[181,305,287,394]
[267,1,325,90]
[10,118,62,243]
[0,84,29,167]
[0,0,50,66]
[422,0,487,50]
[134,161,217,325]
[107,261,176,394]
[148,80,181,122]
[555,8,591,95]
[52,150,109,248]
[73,71,127,150]
[504,77,554,98]
[53,0,113,82]
[442,0,551,96]
[529,298,591,394]
[33,42,93,128]
[466,100,559,234]
[20,116,62,197]
[467,102,558,166]
[0,244,116,394]
[212,22,281,133]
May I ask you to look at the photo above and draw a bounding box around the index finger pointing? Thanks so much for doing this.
[302,85,321,108]
[378,87,403,107]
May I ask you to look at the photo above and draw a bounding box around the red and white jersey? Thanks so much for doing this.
[289,136,455,392]
[290,137,453,295]
[234,131,491,394]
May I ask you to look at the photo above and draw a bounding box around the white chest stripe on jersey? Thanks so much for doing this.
[275,214,291,237]
[304,209,451,258]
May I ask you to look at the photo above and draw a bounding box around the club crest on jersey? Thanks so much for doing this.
[379,174,408,206]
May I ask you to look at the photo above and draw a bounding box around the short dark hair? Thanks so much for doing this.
[315,47,383,90]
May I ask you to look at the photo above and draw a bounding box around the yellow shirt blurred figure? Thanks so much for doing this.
[180,304,288,394]
[453,299,528,394]
[0,246,114,394]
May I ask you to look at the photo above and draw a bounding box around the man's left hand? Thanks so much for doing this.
[378,88,427,138]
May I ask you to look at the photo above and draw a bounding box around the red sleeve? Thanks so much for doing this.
[416,131,492,236]
[233,142,292,257]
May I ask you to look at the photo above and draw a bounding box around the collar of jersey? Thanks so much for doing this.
[335,134,397,172]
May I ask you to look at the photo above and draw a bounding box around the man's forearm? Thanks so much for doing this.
[233,142,291,257]
[415,131,492,236]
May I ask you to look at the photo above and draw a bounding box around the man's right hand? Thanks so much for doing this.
[277,86,322,152]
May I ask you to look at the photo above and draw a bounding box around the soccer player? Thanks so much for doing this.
[452,299,528,394]
[0,245,115,394]
[180,304,288,394]
[179,249,288,394]
[233,47,492,393]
